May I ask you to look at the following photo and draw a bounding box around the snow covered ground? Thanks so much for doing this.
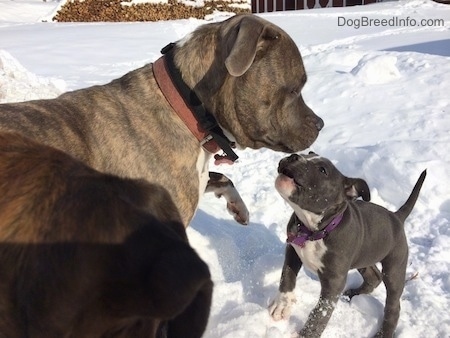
[0,0,449,337]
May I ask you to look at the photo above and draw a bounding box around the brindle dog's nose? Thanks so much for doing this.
[315,116,324,131]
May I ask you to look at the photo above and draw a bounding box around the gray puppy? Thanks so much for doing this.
[0,14,323,227]
[269,152,426,338]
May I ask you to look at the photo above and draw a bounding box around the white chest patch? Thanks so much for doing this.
[286,200,323,231]
[196,148,211,201]
[292,239,327,274]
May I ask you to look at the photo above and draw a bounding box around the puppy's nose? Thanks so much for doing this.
[287,154,300,162]
[315,117,324,131]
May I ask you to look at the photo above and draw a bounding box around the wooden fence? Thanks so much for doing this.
[252,0,378,13]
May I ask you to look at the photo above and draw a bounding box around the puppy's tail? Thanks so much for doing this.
[395,170,427,223]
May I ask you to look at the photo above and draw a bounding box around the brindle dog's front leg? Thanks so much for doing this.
[206,172,249,225]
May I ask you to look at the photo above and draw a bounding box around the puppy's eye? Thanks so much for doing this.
[318,166,328,175]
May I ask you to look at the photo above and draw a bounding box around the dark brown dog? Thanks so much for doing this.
[0,132,212,338]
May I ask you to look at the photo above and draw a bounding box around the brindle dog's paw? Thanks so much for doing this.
[206,172,249,225]
[268,291,296,321]
[226,199,249,225]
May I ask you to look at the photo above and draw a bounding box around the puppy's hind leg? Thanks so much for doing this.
[344,265,383,299]
[206,172,249,225]
[373,256,407,338]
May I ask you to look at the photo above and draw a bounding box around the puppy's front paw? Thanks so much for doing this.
[268,291,296,321]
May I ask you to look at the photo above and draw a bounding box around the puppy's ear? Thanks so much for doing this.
[344,178,370,201]
[225,17,279,77]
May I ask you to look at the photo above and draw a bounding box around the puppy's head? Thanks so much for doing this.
[275,153,370,218]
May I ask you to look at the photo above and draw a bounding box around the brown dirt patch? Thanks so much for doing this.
[53,0,250,22]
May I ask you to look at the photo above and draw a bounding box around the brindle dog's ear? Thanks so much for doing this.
[344,177,371,201]
[225,17,279,77]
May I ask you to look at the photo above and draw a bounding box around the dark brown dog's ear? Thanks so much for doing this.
[344,178,370,201]
[149,245,212,319]
[225,17,279,77]
[120,224,212,322]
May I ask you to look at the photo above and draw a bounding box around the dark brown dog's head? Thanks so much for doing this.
[275,153,370,221]
[175,14,323,154]
[0,132,212,337]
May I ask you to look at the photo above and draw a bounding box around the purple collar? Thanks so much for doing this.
[287,213,344,247]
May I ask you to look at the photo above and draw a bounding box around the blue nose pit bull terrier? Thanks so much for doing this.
[269,152,426,338]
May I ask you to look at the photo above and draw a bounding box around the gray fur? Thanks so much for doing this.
[269,153,426,338]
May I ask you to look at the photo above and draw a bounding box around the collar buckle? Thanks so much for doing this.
[200,134,214,147]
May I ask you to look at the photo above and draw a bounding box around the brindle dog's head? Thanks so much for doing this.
[175,14,324,153]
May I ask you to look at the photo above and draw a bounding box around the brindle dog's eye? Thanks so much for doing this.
[319,166,328,175]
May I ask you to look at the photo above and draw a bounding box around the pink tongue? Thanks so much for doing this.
[214,154,234,165]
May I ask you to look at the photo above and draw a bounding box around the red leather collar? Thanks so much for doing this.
[152,56,220,154]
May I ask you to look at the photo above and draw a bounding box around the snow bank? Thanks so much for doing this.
[351,54,401,84]
[0,50,65,103]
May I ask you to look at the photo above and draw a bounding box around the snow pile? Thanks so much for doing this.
[0,50,64,103]
[351,54,401,84]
